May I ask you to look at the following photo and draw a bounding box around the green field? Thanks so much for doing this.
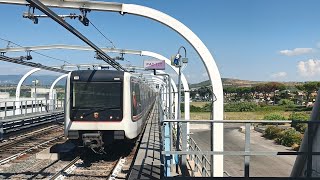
[189,101,210,107]
[183,102,310,120]
[183,111,301,120]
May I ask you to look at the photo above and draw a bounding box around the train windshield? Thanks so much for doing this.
[72,82,121,108]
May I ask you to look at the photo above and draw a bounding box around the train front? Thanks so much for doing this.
[64,70,124,151]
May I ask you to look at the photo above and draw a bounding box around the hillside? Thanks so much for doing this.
[190,78,304,89]
[0,75,64,86]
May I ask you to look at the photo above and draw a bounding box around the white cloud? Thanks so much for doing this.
[297,59,320,77]
[270,72,287,78]
[279,48,313,56]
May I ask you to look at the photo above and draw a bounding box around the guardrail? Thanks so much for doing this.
[188,137,211,177]
[0,99,64,119]
[0,111,64,140]
[161,119,320,178]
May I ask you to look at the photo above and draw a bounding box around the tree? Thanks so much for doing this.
[190,90,197,99]
[235,87,253,101]
[296,82,320,102]
[198,86,212,100]
[253,82,286,103]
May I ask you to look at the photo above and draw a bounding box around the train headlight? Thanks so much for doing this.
[94,112,99,119]
[110,115,113,120]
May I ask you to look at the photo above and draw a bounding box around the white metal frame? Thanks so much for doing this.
[15,68,41,101]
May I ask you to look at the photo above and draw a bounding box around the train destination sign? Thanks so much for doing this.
[144,60,166,70]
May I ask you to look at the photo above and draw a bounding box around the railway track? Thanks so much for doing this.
[49,155,125,180]
[47,105,155,180]
[0,106,156,179]
[0,124,65,165]
[44,140,138,180]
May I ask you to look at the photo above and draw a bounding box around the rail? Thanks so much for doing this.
[188,137,211,177]
[0,111,64,140]
[161,119,320,178]
[0,99,64,119]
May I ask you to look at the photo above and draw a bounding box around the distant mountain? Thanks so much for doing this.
[0,75,65,86]
[190,78,304,89]
[0,75,304,88]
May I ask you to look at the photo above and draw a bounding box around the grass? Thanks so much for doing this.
[224,111,294,120]
[190,101,210,107]
[181,102,312,120]
[182,112,211,120]
[183,111,308,120]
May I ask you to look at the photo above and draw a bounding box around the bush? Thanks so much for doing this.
[224,102,258,112]
[190,105,202,112]
[259,105,286,112]
[263,126,283,139]
[289,112,310,133]
[278,99,295,107]
[181,102,214,112]
[202,103,212,112]
[263,113,287,125]
[275,128,302,147]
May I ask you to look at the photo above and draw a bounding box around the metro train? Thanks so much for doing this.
[64,70,156,152]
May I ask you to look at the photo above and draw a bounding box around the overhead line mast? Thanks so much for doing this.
[25,0,127,72]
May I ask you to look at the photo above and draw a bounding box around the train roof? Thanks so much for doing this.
[70,70,124,82]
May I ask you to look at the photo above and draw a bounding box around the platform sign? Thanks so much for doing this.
[144,60,165,70]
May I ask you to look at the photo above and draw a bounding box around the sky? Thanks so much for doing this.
[1,0,320,83]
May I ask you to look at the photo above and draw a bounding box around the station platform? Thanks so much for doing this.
[128,104,162,180]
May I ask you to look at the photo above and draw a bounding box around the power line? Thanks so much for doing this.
[0,37,71,64]
[89,20,116,48]
[31,51,71,64]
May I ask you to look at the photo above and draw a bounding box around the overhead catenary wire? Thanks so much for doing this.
[89,20,116,49]
[0,37,71,64]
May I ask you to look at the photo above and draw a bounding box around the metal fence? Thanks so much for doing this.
[0,99,64,119]
[188,137,211,177]
[161,118,320,178]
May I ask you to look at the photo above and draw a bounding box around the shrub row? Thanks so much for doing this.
[224,100,309,112]
[224,102,258,112]
[180,103,212,112]
[185,101,311,113]
[263,112,310,133]
[263,126,302,147]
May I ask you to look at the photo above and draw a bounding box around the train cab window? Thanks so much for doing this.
[72,82,121,108]
[70,81,123,121]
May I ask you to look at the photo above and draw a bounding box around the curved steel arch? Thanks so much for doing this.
[16,68,41,101]
[49,74,68,100]
[0,0,224,175]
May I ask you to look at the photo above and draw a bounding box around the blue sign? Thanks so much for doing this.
[173,54,181,66]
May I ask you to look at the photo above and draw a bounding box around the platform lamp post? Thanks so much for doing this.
[32,79,39,112]
[172,46,188,176]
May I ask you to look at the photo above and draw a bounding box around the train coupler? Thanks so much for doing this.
[82,132,104,151]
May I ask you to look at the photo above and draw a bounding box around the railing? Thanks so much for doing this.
[161,119,320,178]
[188,137,211,177]
[0,99,64,119]
[0,111,64,140]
